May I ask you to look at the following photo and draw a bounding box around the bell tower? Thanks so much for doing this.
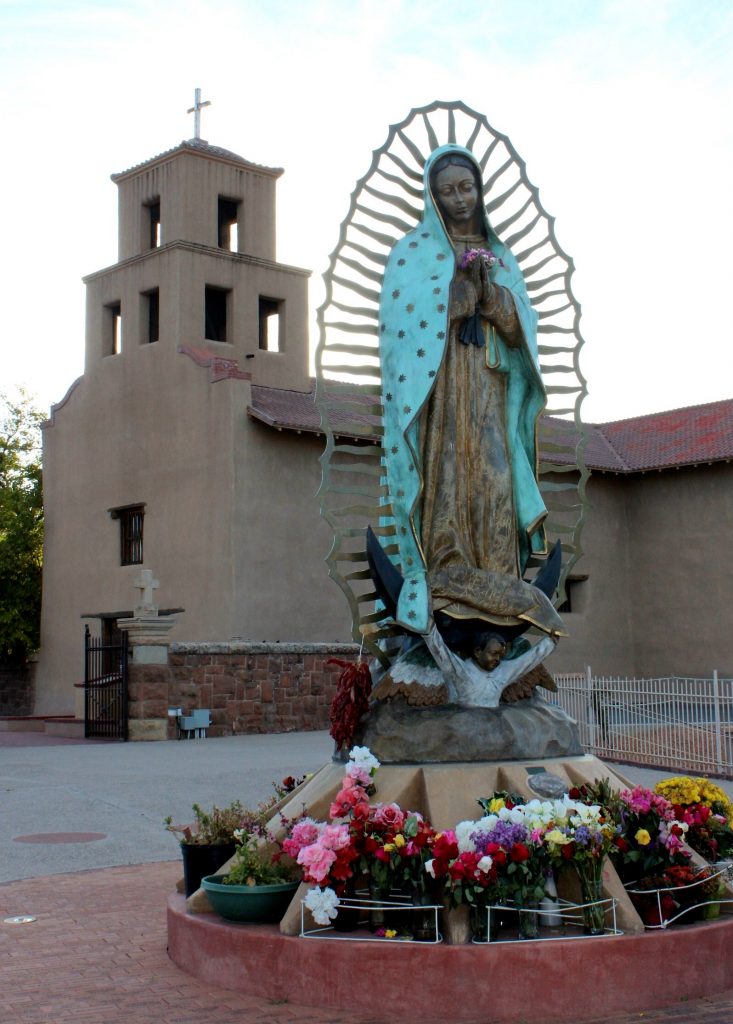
[36,114,318,717]
[82,107,310,391]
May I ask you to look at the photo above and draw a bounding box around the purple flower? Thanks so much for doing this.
[574,825,591,847]
[458,247,506,271]
[472,820,528,853]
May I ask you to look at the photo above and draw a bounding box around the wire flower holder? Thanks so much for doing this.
[300,890,442,943]
[625,863,733,929]
[473,896,620,943]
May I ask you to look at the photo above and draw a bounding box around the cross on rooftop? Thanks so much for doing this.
[133,569,159,612]
[187,88,211,140]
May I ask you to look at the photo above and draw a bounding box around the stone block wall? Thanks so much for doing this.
[127,642,359,739]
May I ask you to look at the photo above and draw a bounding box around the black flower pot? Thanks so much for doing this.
[181,842,235,897]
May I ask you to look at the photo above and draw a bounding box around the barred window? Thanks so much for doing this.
[110,504,145,565]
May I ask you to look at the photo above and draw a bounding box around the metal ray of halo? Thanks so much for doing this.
[315,101,589,660]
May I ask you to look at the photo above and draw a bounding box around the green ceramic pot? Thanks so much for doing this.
[201,874,299,923]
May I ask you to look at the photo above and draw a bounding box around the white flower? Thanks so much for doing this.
[304,886,340,926]
[455,819,480,853]
[425,859,436,878]
[347,746,380,772]
[477,855,493,873]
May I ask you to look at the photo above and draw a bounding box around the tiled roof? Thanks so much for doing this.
[591,400,733,472]
[247,385,733,474]
[112,139,283,181]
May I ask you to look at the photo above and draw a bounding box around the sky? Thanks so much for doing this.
[1,0,732,423]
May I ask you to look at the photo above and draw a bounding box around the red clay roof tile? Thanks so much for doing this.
[247,384,733,474]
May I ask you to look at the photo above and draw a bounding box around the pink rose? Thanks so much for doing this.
[345,764,372,787]
[371,803,406,831]
[330,785,365,819]
[298,843,336,884]
[283,819,321,858]
[321,824,351,851]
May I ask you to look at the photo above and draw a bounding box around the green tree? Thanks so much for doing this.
[0,392,44,661]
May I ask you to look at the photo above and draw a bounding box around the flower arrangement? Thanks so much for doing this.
[362,804,436,896]
[458,247,506,270]
[285,763,728,939]
[223,828,298,887]
[284,747,379,925]
[627,863,720,927]
[286,747,440,932]
[272,774,308,801]
[425,828,498,907]
[608,785,691,883]
[165,799,270,846]
[654,776,733,862]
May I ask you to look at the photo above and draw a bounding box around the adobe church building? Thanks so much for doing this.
[31,135,732,723]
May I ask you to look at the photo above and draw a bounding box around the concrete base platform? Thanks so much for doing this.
[167,895,733,1023]
[44,717,85,738]
[0,716,48,732]
[0,715,80,737]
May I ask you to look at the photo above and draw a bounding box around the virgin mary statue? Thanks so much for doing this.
[377,143,565,678]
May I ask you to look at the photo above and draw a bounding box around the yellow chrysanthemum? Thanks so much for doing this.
[655,776,701,806]
[394,834,406,848]
[383,843,395,853]
[635,828,651,846]
[385,929,397,938]
[699,779,732,812]
[656,776,733,820]
[488,798,506,813]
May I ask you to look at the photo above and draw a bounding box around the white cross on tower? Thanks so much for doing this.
[187,87,211,140]
[133,569,160,615]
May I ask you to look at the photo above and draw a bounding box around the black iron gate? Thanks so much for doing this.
[84,625,129,740]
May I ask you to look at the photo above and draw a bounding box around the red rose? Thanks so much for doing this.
[433,834,459,861]
[614,836,629,852]
[569,787,581,800]
[430,858,449,879]
[561,842,576,860]
[509,843,530,863]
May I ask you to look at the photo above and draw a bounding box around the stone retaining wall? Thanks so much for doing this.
[127,642,359,739]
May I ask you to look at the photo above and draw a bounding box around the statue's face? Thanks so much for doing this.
[433,164,479,231]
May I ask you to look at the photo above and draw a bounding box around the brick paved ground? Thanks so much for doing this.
[2,861,733,1024]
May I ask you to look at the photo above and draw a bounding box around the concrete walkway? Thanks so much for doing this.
[2,730,733,1023]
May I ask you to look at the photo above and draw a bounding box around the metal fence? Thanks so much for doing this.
[552,671,733,779]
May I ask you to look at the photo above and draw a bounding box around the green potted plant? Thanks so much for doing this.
[166,800,270,897]
[202,829,300,923]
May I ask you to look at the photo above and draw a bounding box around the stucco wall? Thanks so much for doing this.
[546,474,635,677]
[35,357,352,716]
[547,464,733,679]
[625,464,732,677]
